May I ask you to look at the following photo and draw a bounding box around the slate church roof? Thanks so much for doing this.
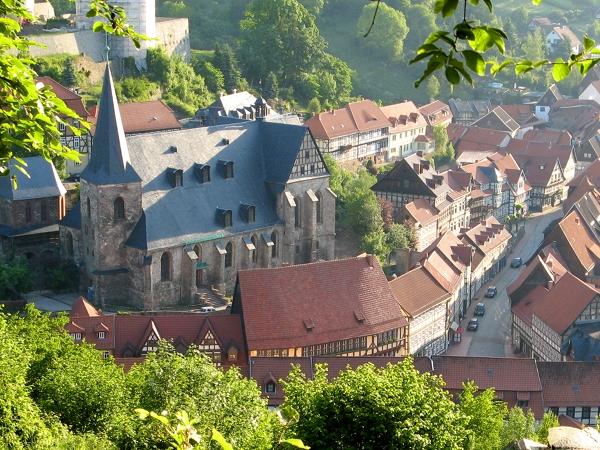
[77,66,325,251]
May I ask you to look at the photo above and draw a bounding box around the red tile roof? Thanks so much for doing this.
[569,159,600,188]
[431,356,542,392]
[36,76,91,119]
[538,362,600,407]
[500,104,536,126]
[521,129,572,146]
[389,266,450,317]
[403,198,439,226]
[563,179,600,215]
[511,153,561,186]
[70,296,100,317]
[513,271,599,335]
[507,250,567,301]
[418,100,453,126]
[234,256,408,351]
[554,209,600,274]
[93,100,181,134]
[381,101,426,133]
[305,100,390,139]
[462,217,511,255]
[505,139,573,172]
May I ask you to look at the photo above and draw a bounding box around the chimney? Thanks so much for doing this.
[413,163,421,173]
[366,254,375,268]
[416,150,424,157]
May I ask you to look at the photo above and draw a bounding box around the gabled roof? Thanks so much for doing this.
[471,106,520,133]
[553,208,600,274]
[403,199,439,226]
[0,156,66,201]
[233,255,408,351]
[507,249,567,301]
[448,98,491,117]
[505,139,573,171]
[563,178,600,214]
[432,356,542,392]
[418,100,453,126]
[550,25,582,48]
[122,120,317,250]
[453,127,511,155]
[511,154,562,186]
[499,104,537,126]
[389,266,450,317]
[521,129,572,146]
[36,76,90,119]
[462,217,511,256]
[70,297,100,317]
[80,66,141,185]
[569,158,600,187]
[538,362,600,407]
[93,100,181,134]
[537,84,563,106]
[513,271,599,335]
[305,100,390,139]
[381,101,426,132]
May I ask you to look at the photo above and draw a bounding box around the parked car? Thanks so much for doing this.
[511,257,523,268]
[467,318,479,331]
[485,286,497,298]
[474,303,485,316]
[200,306,215,313]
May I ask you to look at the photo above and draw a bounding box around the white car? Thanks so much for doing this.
[200,306,215,313]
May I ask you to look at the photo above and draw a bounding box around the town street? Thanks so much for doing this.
[449,207,563,357]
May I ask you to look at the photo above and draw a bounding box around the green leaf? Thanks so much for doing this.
[92,21,104,32]
[281,438,311,449]
[135,408,149,419]
[462,50,485,75]
[532,0,542,4]
[434,0,459,17]
[584,35,596,52]
[211,429,233,450]
[552,58,570,82]
[445,66,460,85]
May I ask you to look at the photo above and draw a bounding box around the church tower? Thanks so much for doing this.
[79,66,143,306]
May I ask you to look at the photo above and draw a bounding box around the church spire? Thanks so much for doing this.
[80,65,140,185]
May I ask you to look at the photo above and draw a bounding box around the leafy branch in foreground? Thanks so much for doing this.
[86,0,151,49]
[367,0,600,87]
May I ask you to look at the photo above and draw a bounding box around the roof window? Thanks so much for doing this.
[219,160,234,179]
[217,208,233,228]
[195,164,211,183]
[240,204,256,223]
[167,168,184,187]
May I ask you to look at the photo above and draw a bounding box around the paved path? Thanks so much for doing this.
[447,207,563,357]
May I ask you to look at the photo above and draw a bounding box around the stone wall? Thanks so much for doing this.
[28,30,107,62]
[155,18,190,61]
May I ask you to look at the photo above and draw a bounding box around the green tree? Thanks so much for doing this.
[239,0,326,85]
[500,407,537,449]
[298,0,325,15]
[361,229,389,264]
[425,74,441,102]
[35,346,130,435]
[535,412,559,444]
[213,43,245,94]
[117,77,159,102]
[282,358,469,449]
[306,97,321,115]
[357,2,408,61]
[195,61,225,95]
[263,71,280,100]
[386,223,414,253]
[404,3,436,54]
[0,257,32,300]
[459,382,507,450]
[127,343,279,449]
[63,57,77,88]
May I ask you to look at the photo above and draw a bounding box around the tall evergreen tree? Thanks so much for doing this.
[263,72,279,99]
[214,43,244,94]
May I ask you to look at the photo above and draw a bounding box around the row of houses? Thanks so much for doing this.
[305,99,451,163]
[68,294,600,425]
[509,161,600,363]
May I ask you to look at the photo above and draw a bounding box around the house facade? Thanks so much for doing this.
[418,100,453,129]
[305,100,390,163]
[389,265,450,356]
[381,101,428,160]
[59,67,335,309]
[0,157,67,263]
[232,255,409,359]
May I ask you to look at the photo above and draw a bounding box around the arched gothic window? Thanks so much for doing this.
[160,252,171,281]
[225,242,233,268]
[251,235,257,263]
[271,231,277,259]
[114,197,125,221]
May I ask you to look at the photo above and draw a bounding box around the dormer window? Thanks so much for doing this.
[168,168,184,187]
[221,138,230,145]
[217,208,233,228]
[71,332,82,341]
[97,331,106,340]
[219,160,234,179]
[142,331,159,354]
[265,381,276,394]
[195,164,210,183]
[240,204,256,223]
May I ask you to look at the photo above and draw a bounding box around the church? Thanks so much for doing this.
[60,67,336,310]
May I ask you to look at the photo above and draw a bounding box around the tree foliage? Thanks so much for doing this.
[283,358,469,449]
[357,2,408,61]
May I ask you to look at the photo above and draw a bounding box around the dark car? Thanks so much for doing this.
[485,286,497,298]
[467,318,479,331]
[474,303,485,316]
[511,257,523,268]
